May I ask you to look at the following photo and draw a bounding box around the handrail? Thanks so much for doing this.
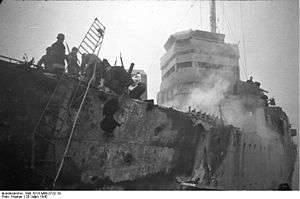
[0,54,41,68]
[0,54,25,63]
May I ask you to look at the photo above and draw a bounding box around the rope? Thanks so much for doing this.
[173,3,195,32]
[221,2,225,34]
[52,63,97,187]
[221,2,247,80]
[199,1,202,29]
[96,34,104,57]
[239,1,248,80]
[148,2,195,74]
[223,2,236,42]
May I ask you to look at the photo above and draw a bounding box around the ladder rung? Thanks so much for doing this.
[45,108,55,116]
[82,40,95,49]
[91,25,104,36]
[36,132,55,145]
[78,48,86,54]
[94,19,104,29]
[84,37,97,47]
[53,81,69,90]
[94,18,101,25]
[78,48,89,55]
[56,116,67,123]
[94,21,101,28]
[89,28,100,38]
[60,106,69,111]
[56,117,64,122]
[92,22,101,30]
[91,24,103,34]
[72,93,85,105]
[82,41,95,52]
[42,123,56,131]
[46,105,68,114]
[36,159,55,163]
[78,49,89,55]
[45,106,60,114]
[86,32,99,43]
[79,45,92,54]
[78,50,84,55]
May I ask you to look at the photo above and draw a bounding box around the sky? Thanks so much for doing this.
[0,0,298,133]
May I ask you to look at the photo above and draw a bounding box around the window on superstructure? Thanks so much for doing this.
[196,62,210,69]
[175,39,190,47]
[216,64,224,69]
[177,61,192,69]
[163,65,176,79]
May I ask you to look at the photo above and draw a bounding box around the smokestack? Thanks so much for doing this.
[210,0,217,33]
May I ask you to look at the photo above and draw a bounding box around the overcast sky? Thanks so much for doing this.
[0,0,298,132]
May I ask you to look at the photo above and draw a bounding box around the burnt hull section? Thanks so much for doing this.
[52,92,205,189]
[0,62,297,190]
[0,61,57,189]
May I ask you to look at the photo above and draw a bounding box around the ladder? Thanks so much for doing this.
[30,76,78,176]
[77,18,106,58]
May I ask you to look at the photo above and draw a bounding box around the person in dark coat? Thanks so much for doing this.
[51,33,66,74]
[246,76,253,84]
[66,47,80,75]
[37,46,53,71]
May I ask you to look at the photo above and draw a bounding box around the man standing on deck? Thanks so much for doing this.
[51,33,66,74]
[66,47,80,76]
[246,76,254,84]
[37,46,53,71]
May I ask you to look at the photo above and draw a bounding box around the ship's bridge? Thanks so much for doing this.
[157,29,240,106]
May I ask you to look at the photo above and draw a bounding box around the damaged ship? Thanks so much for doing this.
[0,1,298,191]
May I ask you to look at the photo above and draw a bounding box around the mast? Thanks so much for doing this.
[210,0,217,33]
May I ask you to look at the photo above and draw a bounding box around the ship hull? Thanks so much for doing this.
[0,60,297,190]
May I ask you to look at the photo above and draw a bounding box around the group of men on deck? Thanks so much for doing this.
[37,33,79,75]
[37,33,146,99]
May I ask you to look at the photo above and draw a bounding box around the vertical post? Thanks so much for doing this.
[218,104,224,126]
[128,63,134,74]
[210,0,217,33]
[120,53,124,68]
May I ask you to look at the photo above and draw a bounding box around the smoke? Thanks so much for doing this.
[163,70,231,115]
[185,72,230,115]
[162,69,274,139]
[221,95,274,139]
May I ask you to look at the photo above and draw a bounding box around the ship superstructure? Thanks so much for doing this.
[157,29,240,109]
